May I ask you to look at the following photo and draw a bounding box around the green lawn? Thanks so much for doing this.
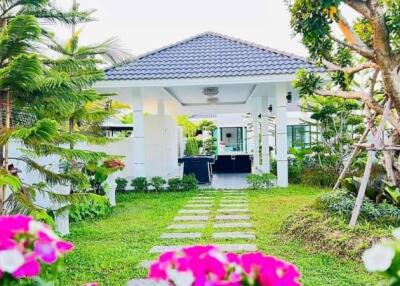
[48,186,379,286]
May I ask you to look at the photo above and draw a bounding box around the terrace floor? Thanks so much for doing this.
[201,173,250,189]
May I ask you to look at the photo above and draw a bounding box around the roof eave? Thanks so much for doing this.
[95,72,327,89]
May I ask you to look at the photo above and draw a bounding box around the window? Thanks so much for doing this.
[287,125,311,150]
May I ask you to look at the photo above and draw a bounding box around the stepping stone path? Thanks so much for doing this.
[128,190,256,285]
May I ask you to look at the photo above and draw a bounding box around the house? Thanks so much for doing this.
[96,31,325,187]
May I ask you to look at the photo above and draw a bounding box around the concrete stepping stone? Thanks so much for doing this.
[161,232,202,239]
[218,209,248,214]
[174,215,208,221]
[149,244,257,254]
[179,209,210,214]
[167,223,206,230]
[221,200,247,204]
[127,279,168,286]
[220,204,248,208]
[185,204,212,208]
[215,215,250,221]
[212,232,256,240]
[214,222,253,228]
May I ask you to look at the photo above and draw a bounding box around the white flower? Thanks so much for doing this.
[167,269,195,286]
[29,220,45,234]
[362,244,395,272]
[393,228,400,240]
[0,249,25,273]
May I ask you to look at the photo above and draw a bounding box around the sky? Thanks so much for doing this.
[52,0,309,58]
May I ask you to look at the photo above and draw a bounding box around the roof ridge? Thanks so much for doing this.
[205,31,309,62]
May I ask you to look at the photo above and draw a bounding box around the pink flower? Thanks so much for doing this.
[149,261,169,280]
[56,241,74,254]
[12,255,41,279]
[0,215,31,240]
[34,241,57,264]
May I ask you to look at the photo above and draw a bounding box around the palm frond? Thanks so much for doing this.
[11,155,88,186]
[0,169,22,191]
[0,14,41,64]
[21,143,109,162]
[0,118,57,146]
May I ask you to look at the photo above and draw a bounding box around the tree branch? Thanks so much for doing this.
[344,0,371,18]
[314,89,383,113]
[322,59,378,74]
[328,34,375,60]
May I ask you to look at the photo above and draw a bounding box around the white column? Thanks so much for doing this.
[55,209,69,236]
[252,111,260,172]
[261,96,270,173]
[132,88,146,178]
[276,83,288,187]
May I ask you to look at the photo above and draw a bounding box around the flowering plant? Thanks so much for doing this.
[103,158,125,171]
[149,245,301,286]
[0,215,74,284]
[362,228,400,285]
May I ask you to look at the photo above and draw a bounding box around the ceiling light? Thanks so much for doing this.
[203,87,219,96]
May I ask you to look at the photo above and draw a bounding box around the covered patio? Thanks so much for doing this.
[96,32,323,187]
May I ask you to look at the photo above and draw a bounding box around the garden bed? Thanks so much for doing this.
[281,206,391,261]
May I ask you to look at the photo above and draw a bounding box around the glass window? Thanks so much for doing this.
[287,125,311,150]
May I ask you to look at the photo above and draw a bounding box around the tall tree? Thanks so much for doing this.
[289,0,400,225]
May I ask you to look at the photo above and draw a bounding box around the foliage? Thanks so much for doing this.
[0,0,128,221]
[299,165,338,188]
[149,246,301,285]
[115,177,128,193]
[197,120,217,132]
[184,137,200,156]
[167,178,183,192]
[167,175,198,192]
[177,115,197,137]
[247,173,276,190]
[281,206,389,261]
[317,191,400,225]
[69,195,112,222]
[288,0,400,192]
[130,177,148,192]
[149,176,166,192]
[341,167,400,206]
[202,137,217,155]
[0,215,74,284]
[362,229,400,285]
[180,174,198,191]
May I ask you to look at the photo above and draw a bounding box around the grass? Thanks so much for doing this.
[47,186,380,286]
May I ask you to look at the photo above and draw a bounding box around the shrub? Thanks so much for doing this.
[247,174,264,190]
[300,166,338,188]
[181,174,198,191]
[70,195,112,222]
[149,176,166,192]
[167,178,183,192]
[167,175,198,192]
[247,173,276,190]
[115,177,128,193]
[317,191,400,225]
[131,177,148,192]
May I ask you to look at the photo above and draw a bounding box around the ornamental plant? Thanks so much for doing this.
[362,228,400,285]
[149,245,301,286]
[0,215,73,284]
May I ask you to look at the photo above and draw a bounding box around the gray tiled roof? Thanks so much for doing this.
[105,32,324,81]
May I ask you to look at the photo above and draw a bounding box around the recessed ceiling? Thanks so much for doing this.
[166,84,256,106]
